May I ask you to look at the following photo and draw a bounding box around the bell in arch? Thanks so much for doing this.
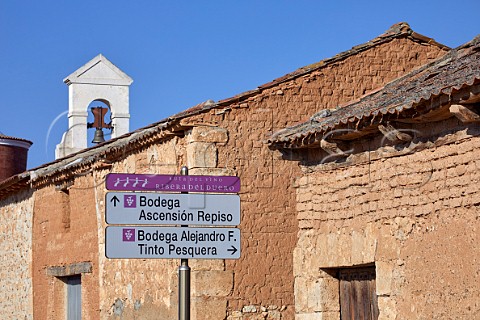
[88,106,112,144]
[92,128,106,144]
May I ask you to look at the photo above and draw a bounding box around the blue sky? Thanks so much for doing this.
[1,1,479,169]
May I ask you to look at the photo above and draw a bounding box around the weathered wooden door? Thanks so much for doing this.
[339,267,379,320]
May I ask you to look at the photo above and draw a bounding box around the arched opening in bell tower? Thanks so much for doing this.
[86,99,112,148]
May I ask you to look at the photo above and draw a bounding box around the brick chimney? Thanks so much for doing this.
[0,134,33,181]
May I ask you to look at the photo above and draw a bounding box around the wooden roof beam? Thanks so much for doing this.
[378,123,413,143]
[449,104,480,123]
[320,139,349,157]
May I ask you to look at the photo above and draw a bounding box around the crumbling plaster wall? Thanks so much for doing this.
[294,125,480,319]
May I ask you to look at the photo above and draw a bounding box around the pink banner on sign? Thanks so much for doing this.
[105,173,240,193]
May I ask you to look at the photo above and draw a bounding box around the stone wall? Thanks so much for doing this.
[0,190,34,319]
[293,122,480,319]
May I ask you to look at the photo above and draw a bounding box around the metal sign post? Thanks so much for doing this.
[179,166,190,320]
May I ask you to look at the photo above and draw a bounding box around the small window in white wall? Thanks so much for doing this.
[65,275,81,320]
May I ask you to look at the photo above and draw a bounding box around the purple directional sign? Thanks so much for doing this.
[105,226,241,259]
[105,192,241,225]
[105,173,240,193]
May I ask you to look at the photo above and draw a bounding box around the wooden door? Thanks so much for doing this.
[339,267,379,320]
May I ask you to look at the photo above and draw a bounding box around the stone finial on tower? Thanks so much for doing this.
[55,54,133,159]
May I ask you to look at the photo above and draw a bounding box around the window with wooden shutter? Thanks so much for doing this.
[338,267,379,320]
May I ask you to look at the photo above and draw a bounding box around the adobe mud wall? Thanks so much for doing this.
[32,175,100,319]
[294,123,480,319]
[185,37,446,318]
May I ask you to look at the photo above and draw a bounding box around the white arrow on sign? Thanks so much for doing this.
[105,226,241,259]
[105,192,240,226]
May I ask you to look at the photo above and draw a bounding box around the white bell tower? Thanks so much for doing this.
[55,54,133,159]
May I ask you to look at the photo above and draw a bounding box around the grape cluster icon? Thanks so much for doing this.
[126,196,134,206]
[123,229,135,242]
